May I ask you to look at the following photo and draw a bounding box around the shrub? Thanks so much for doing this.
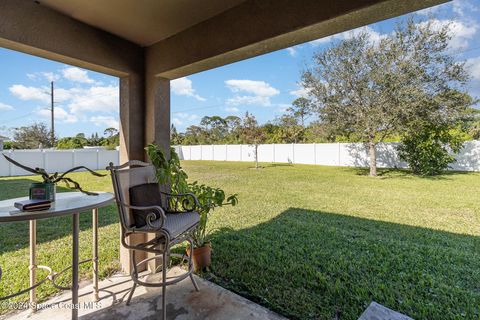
[397,126,465,176]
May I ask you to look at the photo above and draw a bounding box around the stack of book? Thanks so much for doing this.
[14,199,52,212]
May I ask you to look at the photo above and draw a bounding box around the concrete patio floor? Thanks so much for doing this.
[6,267,287,320]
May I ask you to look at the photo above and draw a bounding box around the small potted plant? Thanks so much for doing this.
[146,144,238,271]
[3,155,105,201]
[186,182,237,270]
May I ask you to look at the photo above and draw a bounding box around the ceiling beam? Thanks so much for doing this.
[146,0,448,79]
[0,0,143,77]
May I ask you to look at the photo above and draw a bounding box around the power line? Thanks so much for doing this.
[0,111,36,127]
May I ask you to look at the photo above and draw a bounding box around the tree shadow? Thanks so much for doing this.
[208,208,480,320]
[0,178,118,255]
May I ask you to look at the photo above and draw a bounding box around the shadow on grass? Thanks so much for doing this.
[351,167,473,180]
[0,178,118,255]
[208,208,480,320]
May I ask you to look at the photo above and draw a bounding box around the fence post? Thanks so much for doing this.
[292,143,295,164]
[225,144,228,161]
[189,146,192,160]
[72,149,76,167]
[96,149,100,170]
[313,143,317,165]
[8,150,13,176]
[43,149,47,172]
[337,142,341,166]
[200,145,203,160]
[273,143,276,163]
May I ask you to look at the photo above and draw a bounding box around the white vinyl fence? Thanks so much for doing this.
[2,141,480,177]
[0,149,119,177]
[174,140,480,172]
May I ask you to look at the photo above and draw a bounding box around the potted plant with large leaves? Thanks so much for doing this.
[3,154,105,201]
[146,144,238,271]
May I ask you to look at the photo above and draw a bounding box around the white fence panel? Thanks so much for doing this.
[376,143,404,168]
[340,143,368,167]
[451,140,480,171]
[315,143,339,166]
[98,150,119,169]
[201,145,214,160]
[213,145,227,161]
[294,144,315,164]
[179,146,190,160]
[0,151,12,176]
[11,150,45,176]
[190,146,202,160]
[74,150,98,168]
[274,144,294,163]
[226,145,242,161]
[45,150,74,173]
[173,146,183,159]
[240,145,255,162]
[258,144,274,162]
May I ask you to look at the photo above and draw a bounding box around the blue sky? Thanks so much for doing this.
[0,0,479,138]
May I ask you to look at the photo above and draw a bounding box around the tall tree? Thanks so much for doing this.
[240,112,266,169]
[13,122,52,149]
[287,97,313,127]
[302,18,472,176]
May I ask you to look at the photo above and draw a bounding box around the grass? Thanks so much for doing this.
[1,162,480,319]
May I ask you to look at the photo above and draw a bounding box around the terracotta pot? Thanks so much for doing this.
[187,244,211,271]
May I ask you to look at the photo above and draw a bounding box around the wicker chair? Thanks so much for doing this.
[107,160,200,319]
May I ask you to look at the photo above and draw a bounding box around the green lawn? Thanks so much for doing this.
[1,161,479,319]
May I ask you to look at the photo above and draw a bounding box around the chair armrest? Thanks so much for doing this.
[159,191,200,213]
[117,201,167,230]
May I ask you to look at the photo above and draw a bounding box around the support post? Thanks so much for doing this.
[29,220,37,313]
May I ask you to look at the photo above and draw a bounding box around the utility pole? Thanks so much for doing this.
[50,81,55,148]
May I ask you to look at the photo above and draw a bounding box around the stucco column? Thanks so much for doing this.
[118,74,170,273]
[119,73,147,274]
[145,75,171,272]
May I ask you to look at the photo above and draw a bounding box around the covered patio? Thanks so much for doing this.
[0,0,448,319]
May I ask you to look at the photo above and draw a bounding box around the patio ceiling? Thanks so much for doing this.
[36,0,248,47]
[0,0,450,272]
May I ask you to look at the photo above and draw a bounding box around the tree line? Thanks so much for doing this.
[3,123,119,150]
[174,17,479,176]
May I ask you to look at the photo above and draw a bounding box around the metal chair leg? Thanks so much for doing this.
[162,251,167,320]
[126,283,136,305]
[127,250,138,306]
[190,274,199,292]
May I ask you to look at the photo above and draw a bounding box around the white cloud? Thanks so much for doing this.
[26,72,60,82]
[289,87,310,98]
[286,47,297,57]
[10,82,119,120]
[90,116,119,129]
[277,104,291,112]
[42,72,60,82]
[453,0,479,17]
[225,107,240,113]
[466,56,480,80]
[37,107,78,123]
[416,3,444,16]
[225,79,280,107]
[62,67,95,84]
[172,112,199,126]
[67,85,118,116]
[0,103,14,111]
[310,26,386,46]
[419,19,477,50]
[9,84,50,103]
[171,77,206,101]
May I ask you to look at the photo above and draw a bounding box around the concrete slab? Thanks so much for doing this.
[358,301,414,320]
[4,267,286,320]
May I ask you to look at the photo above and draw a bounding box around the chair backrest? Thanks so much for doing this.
[107,160,159,230]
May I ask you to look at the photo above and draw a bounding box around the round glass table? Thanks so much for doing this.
[0,192,114,320]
